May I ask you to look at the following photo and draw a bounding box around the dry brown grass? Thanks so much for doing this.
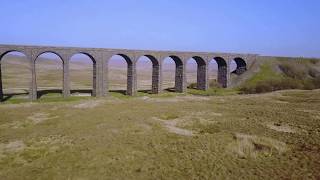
[228,133,287,159]
[1,55,320,179]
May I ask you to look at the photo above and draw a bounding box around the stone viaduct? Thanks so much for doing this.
[0,44,258,101]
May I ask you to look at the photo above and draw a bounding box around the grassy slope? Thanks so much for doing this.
[239,57,320,94]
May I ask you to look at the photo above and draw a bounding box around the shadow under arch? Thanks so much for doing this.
[69,52,97,97]
[0,50,30,102]
[116,54,133,65]
[72,52,97,63]
[136,54,160,94]
[163,55,184,92]
[210,57,228,88]
[232,57,247,75]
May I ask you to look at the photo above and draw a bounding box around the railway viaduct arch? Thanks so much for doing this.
[0,44,257,101]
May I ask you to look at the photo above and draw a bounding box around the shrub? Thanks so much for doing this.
[240,78,303,94]
[278,63,306,80]
[161,114,179,120]
[209,80,223,88]
[199,124,221,134]
[308,59,319,64]
[188,80,222,89]
[308,68,319,78]
[302,79,316,90]
[312,76,320,88]
[187,83,197,89]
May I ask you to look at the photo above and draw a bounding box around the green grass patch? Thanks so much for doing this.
[149,91,185,98]
[1,95,91,104]
[244,63,283,86]
[198,124,222,134]
[160,113,179,120]
[36,96,91,103]
[187,88,239,96]
[109,91,131,99]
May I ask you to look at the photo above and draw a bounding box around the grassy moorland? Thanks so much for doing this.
[0,90,320,179]
[0,55,320,179]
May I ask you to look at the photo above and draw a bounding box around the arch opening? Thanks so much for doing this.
[232,57,247,75]
[136,55,159,94]
[186,56,206,90]
[107,54,132,95]
[0,51,30,102]
[70,53,96,97]
[35,52,63,99]
[162,56,183,92]
[209,57,227,88]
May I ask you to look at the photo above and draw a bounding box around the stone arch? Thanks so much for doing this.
[35,52,64,99]
[35,51,64,63]
[107,53,134,95]
[169,55,183,66]
[136,55,160,94]
[232,57,247,75]
[162,55,184,92]
[69,52,97,97]
[71,52,97,63]
[0,50,27,61]
[209,57,227,88]
[192,56,206,65]
[142,55,159,66]
[186,56,207,90]
[115,54,133,65]
[0,51,30,101]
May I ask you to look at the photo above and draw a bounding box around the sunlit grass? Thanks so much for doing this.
[187,88,240,96]
[1,90,320,179]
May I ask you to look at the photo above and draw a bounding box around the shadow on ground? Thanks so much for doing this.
[1,89,95,102]
[1,88,184,102]
[1,91,29,102]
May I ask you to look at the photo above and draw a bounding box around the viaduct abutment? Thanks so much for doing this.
[0,44,257,101]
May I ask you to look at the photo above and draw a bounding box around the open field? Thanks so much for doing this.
[0,90,320,179]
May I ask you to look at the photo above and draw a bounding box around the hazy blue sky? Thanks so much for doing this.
[0,0,319,57]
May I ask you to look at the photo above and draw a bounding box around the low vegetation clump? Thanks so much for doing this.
[228,133,287,159]
[188,88,239,96]
[188,79,223,90]
[188,80,239,96]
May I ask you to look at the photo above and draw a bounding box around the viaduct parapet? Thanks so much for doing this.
[0,44,258,100]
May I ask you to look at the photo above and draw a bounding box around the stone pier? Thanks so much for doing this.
[0,62,3,101]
